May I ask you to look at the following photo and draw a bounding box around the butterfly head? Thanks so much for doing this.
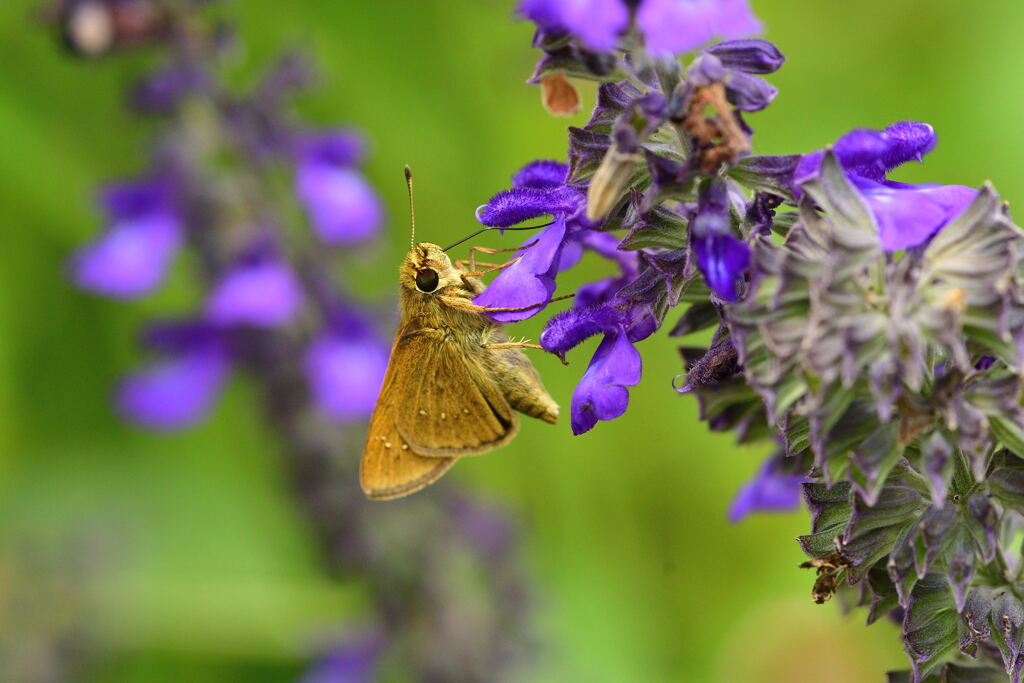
[401,242,461,294]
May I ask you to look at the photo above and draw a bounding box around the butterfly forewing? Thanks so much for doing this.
[395,330,519,457]
[360,334,457,500]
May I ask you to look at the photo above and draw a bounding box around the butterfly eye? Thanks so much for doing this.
[415,268,439,292]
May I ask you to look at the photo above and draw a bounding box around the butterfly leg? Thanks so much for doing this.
[464,239,539,272]
[458,254,523,278]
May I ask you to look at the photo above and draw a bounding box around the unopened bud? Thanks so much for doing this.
[586,144,639,221]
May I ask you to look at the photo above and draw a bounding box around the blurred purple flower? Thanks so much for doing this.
[305,311,389,421]
[795,121,978,251]
[296,131,384,245]
[130,62,206,113]
[71,179,182,298]
[449,494,515,559]
[637,0,761,58]
[519,0,629,52]
[206,250,304,328]
[691,177,749,301]
[301,635,382,683]
[117,322,228,429]
[729,454,806,522]
[519,0,760,56]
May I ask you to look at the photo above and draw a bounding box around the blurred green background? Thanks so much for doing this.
[1,0,1022,681]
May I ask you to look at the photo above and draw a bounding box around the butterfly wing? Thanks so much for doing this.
[360,332,456,500]
[360,327,519,499]
[395,329,519,457]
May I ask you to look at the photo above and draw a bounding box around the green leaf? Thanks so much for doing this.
[619,205,687,250]
[987,450,1024,513]
[903,574,959,679]
[669,302,719,337]
[726,155,799,200]
[990,417,1024,458]
[797,481,852,559]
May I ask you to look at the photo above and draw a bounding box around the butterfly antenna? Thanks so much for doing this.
[441,221,555,253]
[404,165,416,248]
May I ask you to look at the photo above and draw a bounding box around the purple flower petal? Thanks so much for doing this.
[856,178,977,252]
[557,238,585,271]
[512,160,569,189]
[474,218,568,322]
[117,341,229,430]
[540,303,627,354]
[729,456,806,522]
[691,178,750,301]
[570,326,642,434]
[694,232,750,301]
[637,0,761,58]
[305,328,389,422]
[519,0,630,52]
[476,186,583,228]
[795,121,938,186]
[297,165,384,245]
[71,180,182,298]
[206,257,304,328]
[877,121,936,174]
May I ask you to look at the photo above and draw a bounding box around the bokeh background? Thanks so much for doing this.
[1,0,1022,681]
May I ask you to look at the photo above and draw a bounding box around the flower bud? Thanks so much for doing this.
[586,143,639,221]
[704,39,786,74]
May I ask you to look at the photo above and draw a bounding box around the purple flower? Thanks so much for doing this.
[301,635,382,683]
[117,322,229,429]
[473,160,598,322]
[540,303,642,434]
[305,311,389,421]
[573,231,639,307]
[795,121,978,251]
[130,63,206,114]
[519,0,760,57]
[206,250,304,328]
[570,325,641,434]
[475,216,570,323]
[295,131,384,245]
[691,178,749,301]
[71,179,182,298]
[519,0,629,52]
[729,453,806,522]
[449,494,515,559]
[637,0,761,58]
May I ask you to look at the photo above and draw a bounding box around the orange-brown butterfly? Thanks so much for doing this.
[360,167,566,500]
